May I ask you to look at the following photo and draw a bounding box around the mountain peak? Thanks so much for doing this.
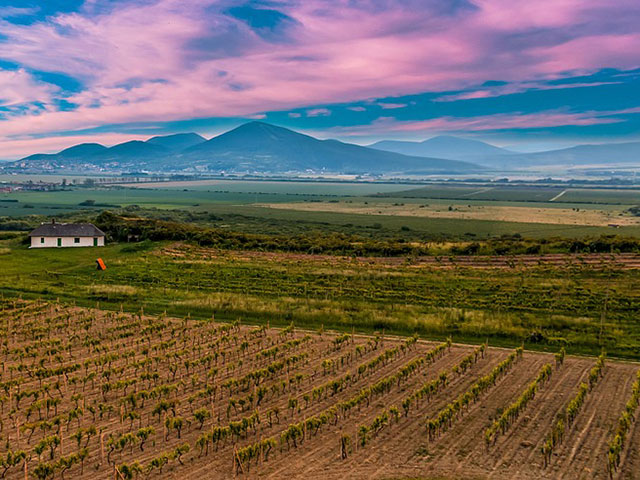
[185,122,312,152]
[13,122,483,174]
[229,121,296,135]
[59,143,107,156]
[146,132,206,151]
[178,121,481,174]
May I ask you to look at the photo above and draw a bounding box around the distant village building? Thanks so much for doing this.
[28,220,106,248]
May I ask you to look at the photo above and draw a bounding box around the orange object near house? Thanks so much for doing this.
[96,258,107,270]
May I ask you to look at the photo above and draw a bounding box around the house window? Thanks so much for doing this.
[74,238,80,244]
[40,237,45,244]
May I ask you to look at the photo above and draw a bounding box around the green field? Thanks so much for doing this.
[1,179,639,360]
[378,184,640,204]
[125,179,418,195]
[2,180,639,240]
[0,238,638,359]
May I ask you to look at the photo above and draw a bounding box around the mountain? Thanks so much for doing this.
[22,143,107,161]
[485,141,640,168]
[59,143,108,157]
[101,140,169,161]
[11,133,198,170]
[370,135,511,161]
[370,136,640,169]
[175,122,481,174]
[146,133,206,151]
[7,123,482,174]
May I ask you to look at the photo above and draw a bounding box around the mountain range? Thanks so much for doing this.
[4,122,639,175]
[369,136,512,162]
[369,136,640,168]
[7,122,481,175]
[483,142,640,168]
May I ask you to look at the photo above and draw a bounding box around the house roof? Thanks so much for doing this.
[29,222,106,237]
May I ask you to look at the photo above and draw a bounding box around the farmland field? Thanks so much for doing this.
[1,179,639,479]
[0,299,638,479]
[258,200,640,226]
[375,185,640,204]
[1,240,639,358]
[2,180,640,239]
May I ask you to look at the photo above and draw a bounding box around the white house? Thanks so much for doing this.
[28,221,106,248]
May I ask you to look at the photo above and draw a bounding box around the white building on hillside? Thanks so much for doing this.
[28,221,106,248]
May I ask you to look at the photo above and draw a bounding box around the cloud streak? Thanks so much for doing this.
[320,109,635,138]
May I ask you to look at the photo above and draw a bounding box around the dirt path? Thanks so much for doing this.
[550,362,639,480]
[550,190,568,202]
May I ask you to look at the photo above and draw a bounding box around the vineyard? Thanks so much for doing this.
[0,299,639,479]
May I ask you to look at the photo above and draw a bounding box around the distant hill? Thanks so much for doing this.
[486,142,640,168]
[370,135,512,162]
[22,143,108,162]
[9,123,482,175]
[146,133,206,151]
[176,122,480,174]
[370,135,640,168]
[102,140,169,160]
[59,143,108,157]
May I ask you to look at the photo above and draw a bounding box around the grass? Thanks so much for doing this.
[2,181,639,360]
[1,238,638,359]
[3,182,639,240]
[187,203,640,239]
[377,184,640,204]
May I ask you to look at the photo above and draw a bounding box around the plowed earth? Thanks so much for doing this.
[0,300,637,480]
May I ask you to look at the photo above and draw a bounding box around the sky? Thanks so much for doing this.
[0,0,640,159]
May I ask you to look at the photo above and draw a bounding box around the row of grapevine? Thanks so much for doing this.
[232,339,451,472]
[357,343,487,449]
[607,368,640,475]
[484,363,553,446]
[228,335,385,416]
[541,352,606,467]
[301,335,420,409]
[0,301,345,478]
[426,346,523,440]
[402,343,485,418]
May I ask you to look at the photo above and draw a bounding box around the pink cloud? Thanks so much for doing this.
[0,133,147,159]
[320,109,628,138]
[0,0,638,154]
[0,69,57,107]
[378,102,407,109]
[433,81,624,102]
[306,108,331,117]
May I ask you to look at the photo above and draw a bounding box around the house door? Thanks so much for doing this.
[57,238,61,247]
[93,238,98,247]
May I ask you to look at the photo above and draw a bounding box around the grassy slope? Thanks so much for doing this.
[1,239,638,359]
